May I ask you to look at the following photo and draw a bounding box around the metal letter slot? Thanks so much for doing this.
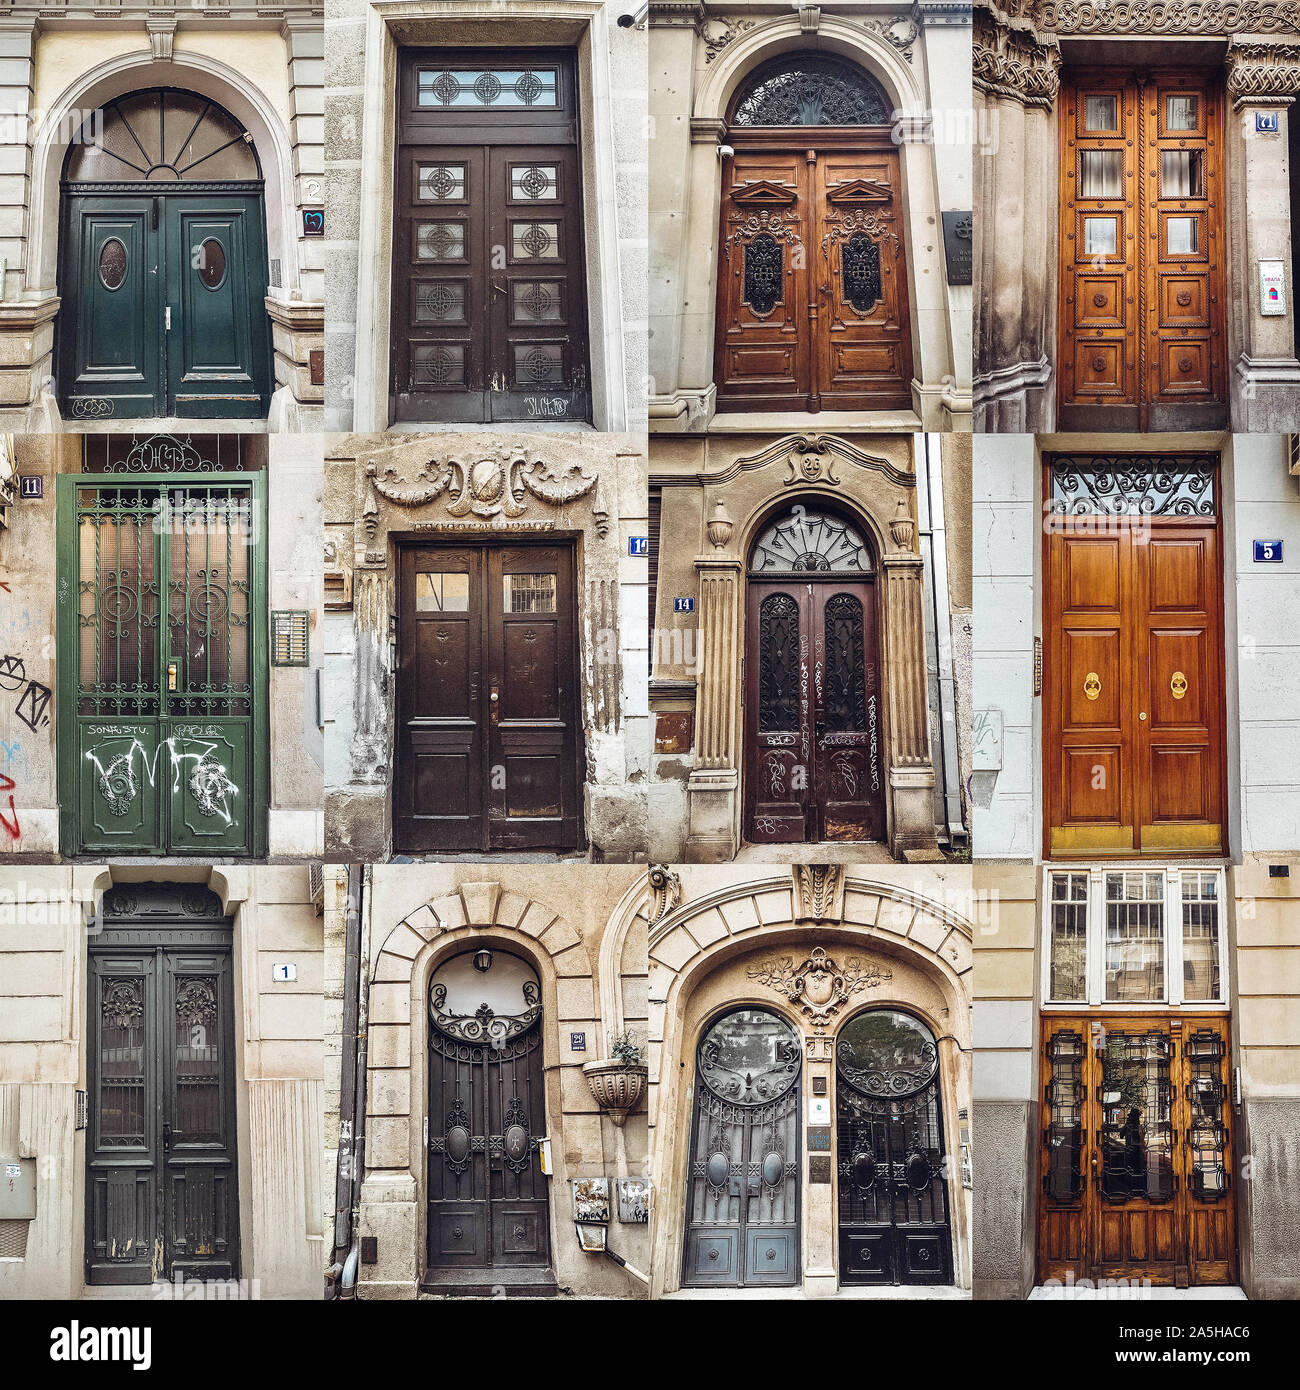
[1083,671,1101,701]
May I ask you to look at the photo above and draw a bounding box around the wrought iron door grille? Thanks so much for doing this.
[1044,1029,1085,1201]
[1047,454,1218,517]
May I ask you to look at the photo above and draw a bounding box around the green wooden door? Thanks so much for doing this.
[59,194,271,422]
[57,473,269,857]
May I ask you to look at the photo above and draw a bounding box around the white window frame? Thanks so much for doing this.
[1040,864,1228,1009]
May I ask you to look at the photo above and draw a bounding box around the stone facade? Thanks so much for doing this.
[0,865,325,1299]
[974,0,1300,432]
[323,431,649,861]
[646,862,975,1297]
[0,2,325,432]
[325,0,646,433]
[328,863,650,1299]
[649,1,974,433]
[649,430,970,862]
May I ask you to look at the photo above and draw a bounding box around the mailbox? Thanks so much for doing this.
[0,1156,36,1219]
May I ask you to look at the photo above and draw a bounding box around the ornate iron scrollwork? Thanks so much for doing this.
[758,593,799,732]
[750,510,872,574]
[429,980,541,1044]
[102,978,144,1029]
[743,233,784,316]
[824,593,867,732]
[838,1039,939,1098]
[841,233,882,314]
[1044,1029,1085,1203]
[731,54,891,126]
[174,978,217,1027]
[696,1010,801,1106]
[1186,1028,1229,1200]
[1048,454,1217,517]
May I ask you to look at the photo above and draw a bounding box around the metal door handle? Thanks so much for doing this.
[1170,670,1187,699]
[1083,671,1101,701]
[489,685,500,724]
[1139,711,1147,721]
[164,306,171,331]
[491,281,506,297]
[162,1122,172,1153]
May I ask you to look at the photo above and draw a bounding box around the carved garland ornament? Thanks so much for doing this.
[747,946,893,1034]
[723,207,802,263]
[362,450,608,536]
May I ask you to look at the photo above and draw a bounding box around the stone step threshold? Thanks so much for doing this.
[666,1284,969,1300]
[419,1269,560,1299]
[1029,1285,1248,1302]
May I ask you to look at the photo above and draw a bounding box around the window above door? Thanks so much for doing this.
[1042,866,1228,1008]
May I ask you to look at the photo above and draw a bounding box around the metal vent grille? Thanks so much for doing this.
[309,863,324,912]
[0,1219,29,1258]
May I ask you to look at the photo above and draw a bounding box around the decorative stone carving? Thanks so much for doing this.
[582,1059,648,1126]
[793,865,846,923]
[706,501,734,549]
[747,945,894,1033]
[702,15,757,62]
[361,449,607,535]
[1040,0,1300,33]
[784,436,842,486]
[1225,37,1300,106]
[890,498,917,551]
[648,863,682,924]
[973,4,1061,108]
[861,7,923,64]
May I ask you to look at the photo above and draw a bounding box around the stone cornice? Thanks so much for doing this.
[648,1,706,29]
[1037,0,1300,34]
[3,1,323,20]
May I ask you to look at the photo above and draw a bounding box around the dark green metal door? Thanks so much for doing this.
[60,194,271,421]
[87,900,239,1286]
[57,473,268,857]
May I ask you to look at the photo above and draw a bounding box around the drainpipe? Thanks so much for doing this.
[329,864,365,1299]
[916,434,967,847]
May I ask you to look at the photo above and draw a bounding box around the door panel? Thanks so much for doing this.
[715,144,911,412]
[167,200,270,417]
[1038,1016,1234,1286]
[1044,457,1225,857]
[396,541,580,853]
[61,201,161,420]
[1059,74,1225,430]
[87,931,238,1286]
[60,476,265,858]
[391,50,591,425]
[683,1009,800,1289]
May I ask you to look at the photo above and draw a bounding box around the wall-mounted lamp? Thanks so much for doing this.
[473,948,493,973]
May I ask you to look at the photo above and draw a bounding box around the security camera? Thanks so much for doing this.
[618,3,648,26]
[717,143,735,159]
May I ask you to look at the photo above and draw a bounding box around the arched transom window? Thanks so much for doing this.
[730,54,891,128]
[749,508,874,575]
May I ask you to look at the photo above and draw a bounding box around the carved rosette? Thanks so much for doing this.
[973,3,1061,109]
[746,945,894,1034]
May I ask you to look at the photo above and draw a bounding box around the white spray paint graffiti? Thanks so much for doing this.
[84,736,239,825]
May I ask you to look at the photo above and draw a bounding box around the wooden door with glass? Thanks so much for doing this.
[1058,74,1226,431]
[1044,454,1226,859]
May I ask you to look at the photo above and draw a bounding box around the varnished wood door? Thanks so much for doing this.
[1039,1016,1234,1286]
[1058,73,1226,431]
[715,140,911,412]
[745,577,885,843]
[395,541,581,853]
[391,50,591,424]
[1044,458,1226,858]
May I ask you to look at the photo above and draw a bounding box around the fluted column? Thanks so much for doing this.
[685,556,741,861]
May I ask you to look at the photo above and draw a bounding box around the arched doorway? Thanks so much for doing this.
[835,1006,952,1285]
[714,52,912,413]
[745,504,884,845]
[682,1006,801,1287]
[57,89,273,422]
[424,948,552,1290]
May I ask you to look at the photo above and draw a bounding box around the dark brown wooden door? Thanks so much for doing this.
[391,50,590,424]
[1059,73,1226,431]
[396,541,580,853]
[1044,457,1225,858]
[715,142,911,412]
[745,578,884,844]
[1039,1016,1234,1286]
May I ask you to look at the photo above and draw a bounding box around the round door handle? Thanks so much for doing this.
[1139,711,1147,720]
[489,691,499,702]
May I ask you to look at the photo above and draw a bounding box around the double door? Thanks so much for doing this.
[391,49,590,423]
[1045,461,1226,857]
[1039,1016,1234,1285]
[1058,73,1225,430]
[396,541,581,853]
[60,194,271,420]
[746,577,884,844]
[715,144,912,412]
[57,475,267,857]
[87,928,239,1285]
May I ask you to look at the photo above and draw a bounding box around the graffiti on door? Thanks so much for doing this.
[83,729,240,826]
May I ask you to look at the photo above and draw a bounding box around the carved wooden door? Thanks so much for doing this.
[1039,1016,1234,1286]
[426,952,550,1286]
[396,540,580,853]
[682,1009,801,1288]
[391,50,591,425]
[87,906,238,1286]
[714,54,911,413]
[1044,455,1226,858]
[837,1009,952,1285]
[745,509,884,845]
[57,470,268,858]
[1058,74,1225,431]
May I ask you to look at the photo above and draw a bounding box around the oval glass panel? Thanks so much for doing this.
[99,237,127,291]
[906,1151,932,1192]
[706,1152,729,1188]
[761,1151,784,1187]
[199,239,227,291]
[837,1009,939,1098]
[445,1125,471,1163]
[852,1152,877,1190]
[696,1007,800,1105]
[504,1123,529,1162]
